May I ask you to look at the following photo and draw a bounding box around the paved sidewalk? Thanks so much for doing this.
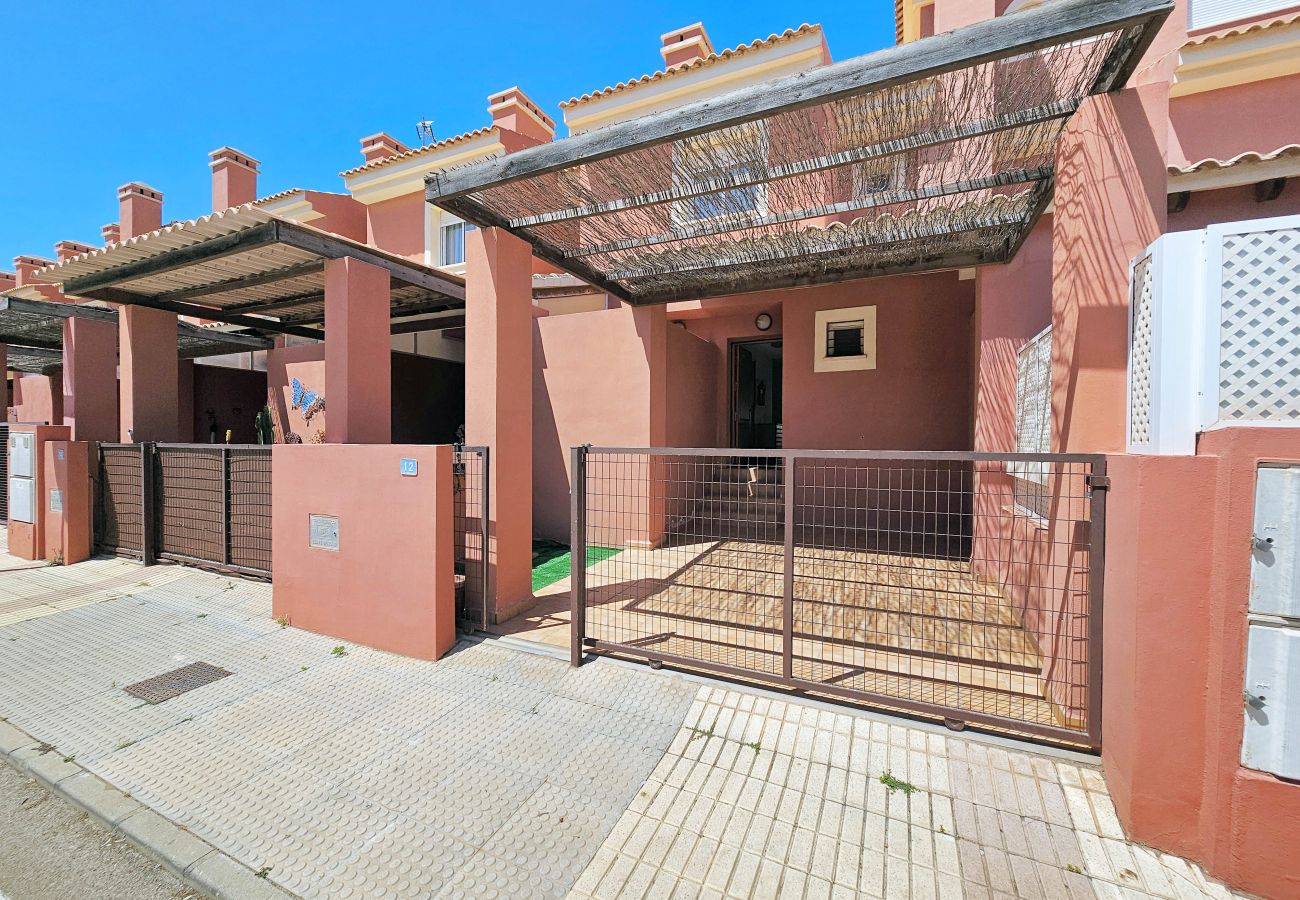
[0,552,1246,899]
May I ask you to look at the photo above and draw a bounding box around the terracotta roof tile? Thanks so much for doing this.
[561,24,822,109]
[340,127,498,178]
[1184,10,1300,46]
[1169,143,1300,175]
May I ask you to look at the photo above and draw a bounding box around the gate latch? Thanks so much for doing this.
[1085,474,1110,491]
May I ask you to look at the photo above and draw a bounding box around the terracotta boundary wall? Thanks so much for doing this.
[1103,427,1300,900]
[271,443,456,661]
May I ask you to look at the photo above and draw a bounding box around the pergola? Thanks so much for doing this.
[35,206,466,337]
[0,292,272,371]
[426,0,1172,305]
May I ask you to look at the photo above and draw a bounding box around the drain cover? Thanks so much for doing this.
[124,662,233,704]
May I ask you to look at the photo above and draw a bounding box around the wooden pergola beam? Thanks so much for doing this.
[274,223,466,300]
[426,0,1171,206]
[156,260,326,303]
[61,222,281,296]
[79,286,324,340]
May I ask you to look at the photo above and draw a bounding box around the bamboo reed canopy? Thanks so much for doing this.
[426,0,1172,305]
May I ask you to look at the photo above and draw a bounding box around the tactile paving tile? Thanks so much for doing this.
[0,563,700,899]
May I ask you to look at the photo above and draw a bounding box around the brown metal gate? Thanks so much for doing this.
[570,447,1107,748]
[453,445,489,630]
[96,443,272,577]
[0,424,9,521]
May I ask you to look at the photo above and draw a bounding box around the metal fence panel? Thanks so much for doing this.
[97,444,146,557]
[571,447,1106,749]
[454,445,489,630]
[0,424,8,521]
[96,443,271,577]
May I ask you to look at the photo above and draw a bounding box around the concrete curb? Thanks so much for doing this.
[0,717,298,900]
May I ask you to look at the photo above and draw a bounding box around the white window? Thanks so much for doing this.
[672,123,769,228]
[1011,326,1052,518]
[438,218,476,267]
[1189,0,1294,30]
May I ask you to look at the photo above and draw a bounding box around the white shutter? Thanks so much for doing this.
[1012,327,1052,485]
[1189,0,1295,30]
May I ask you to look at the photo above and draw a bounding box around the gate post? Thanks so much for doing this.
[140,442,157,566]
[570,445,588,667]
[221,447,231,566]
[1086,458,1109,749]
[782,453,795,680]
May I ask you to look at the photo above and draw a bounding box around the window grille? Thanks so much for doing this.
[1012,326,1052,518]
[826,320,866,358]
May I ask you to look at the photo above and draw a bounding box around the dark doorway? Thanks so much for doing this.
[729,338,782,449]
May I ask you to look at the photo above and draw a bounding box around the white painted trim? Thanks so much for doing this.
[565,31,826,134]
[1169,153,1300,192]
[813,305,877,373]
[256,192,323,223]
[345,132,506,205]
[1171,14,1300,96]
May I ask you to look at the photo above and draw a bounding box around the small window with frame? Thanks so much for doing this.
[826,320,865,358]
[814,306,876,373]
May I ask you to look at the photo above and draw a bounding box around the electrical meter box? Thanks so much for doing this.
[8,476,34,524]
[1243,464,1300,780]
[9,431,34,478]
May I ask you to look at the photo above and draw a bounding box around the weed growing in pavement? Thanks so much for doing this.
[197,613,207,619]
[62,755,75,763]
[115,740,135,751]
[331,645,347,657]
[255,866,272,879]
[689,726,715,742]
[1066,864,1083,875]
[275,616,290,629]
[744,740,762,752]
[878,772,917,795]
[300,666,309,672]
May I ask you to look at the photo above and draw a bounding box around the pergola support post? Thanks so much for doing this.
[62,317,118,442]
[323,257,391,443]
[466,227,534,623]
[119,306,179,443]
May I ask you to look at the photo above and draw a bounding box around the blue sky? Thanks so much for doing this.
[1,1,895,267]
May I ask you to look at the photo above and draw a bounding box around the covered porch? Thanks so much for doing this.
[427,0,1171,746]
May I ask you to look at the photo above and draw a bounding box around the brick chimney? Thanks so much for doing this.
[359,133,409,165]
[660,23,714,69]
[118,183,163,240]
[488,88,556,144]
[13,256,55,287]
[209,147,260,211]
[0,271,15,292]
[54,240,96,261]
[101,223,121,246]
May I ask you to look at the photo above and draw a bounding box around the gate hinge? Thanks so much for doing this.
[1086,474,1110,491]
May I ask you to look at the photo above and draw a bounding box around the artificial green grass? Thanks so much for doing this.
[532,539,621,592]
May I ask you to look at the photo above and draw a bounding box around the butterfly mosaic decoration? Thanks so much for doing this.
[291,378,326,424]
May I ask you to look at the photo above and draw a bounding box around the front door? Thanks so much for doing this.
[730,339,782,449]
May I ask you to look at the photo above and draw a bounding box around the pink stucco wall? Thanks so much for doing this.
[266,343,327,444]
[781,274,974,451]
[1104,428,1300,900]
[271,443,456,661]
[10,376,62,426]
[366,193,424,261]
[1170,183,1300,232]
[1168,74,1300,170]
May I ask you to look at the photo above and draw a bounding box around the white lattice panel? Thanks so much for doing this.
[1129,254,1154,445]
[1219,227,1300,421]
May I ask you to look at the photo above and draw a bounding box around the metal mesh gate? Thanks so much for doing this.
[570,447,1107,748]
[454,445,489,630]
[96,443,272,577]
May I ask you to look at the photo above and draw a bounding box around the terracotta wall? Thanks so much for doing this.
[1169,183,1300,232]
[680,302,782,447]
[1104,428,1300,900]
[780,274,975,451]
[532,306,659,543]
[366,193,424,261]
[1168,74,1300,169]
[10,376,62,426]
[266,344,327,444]
[271,443,455,661]
[192,365,268,444]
